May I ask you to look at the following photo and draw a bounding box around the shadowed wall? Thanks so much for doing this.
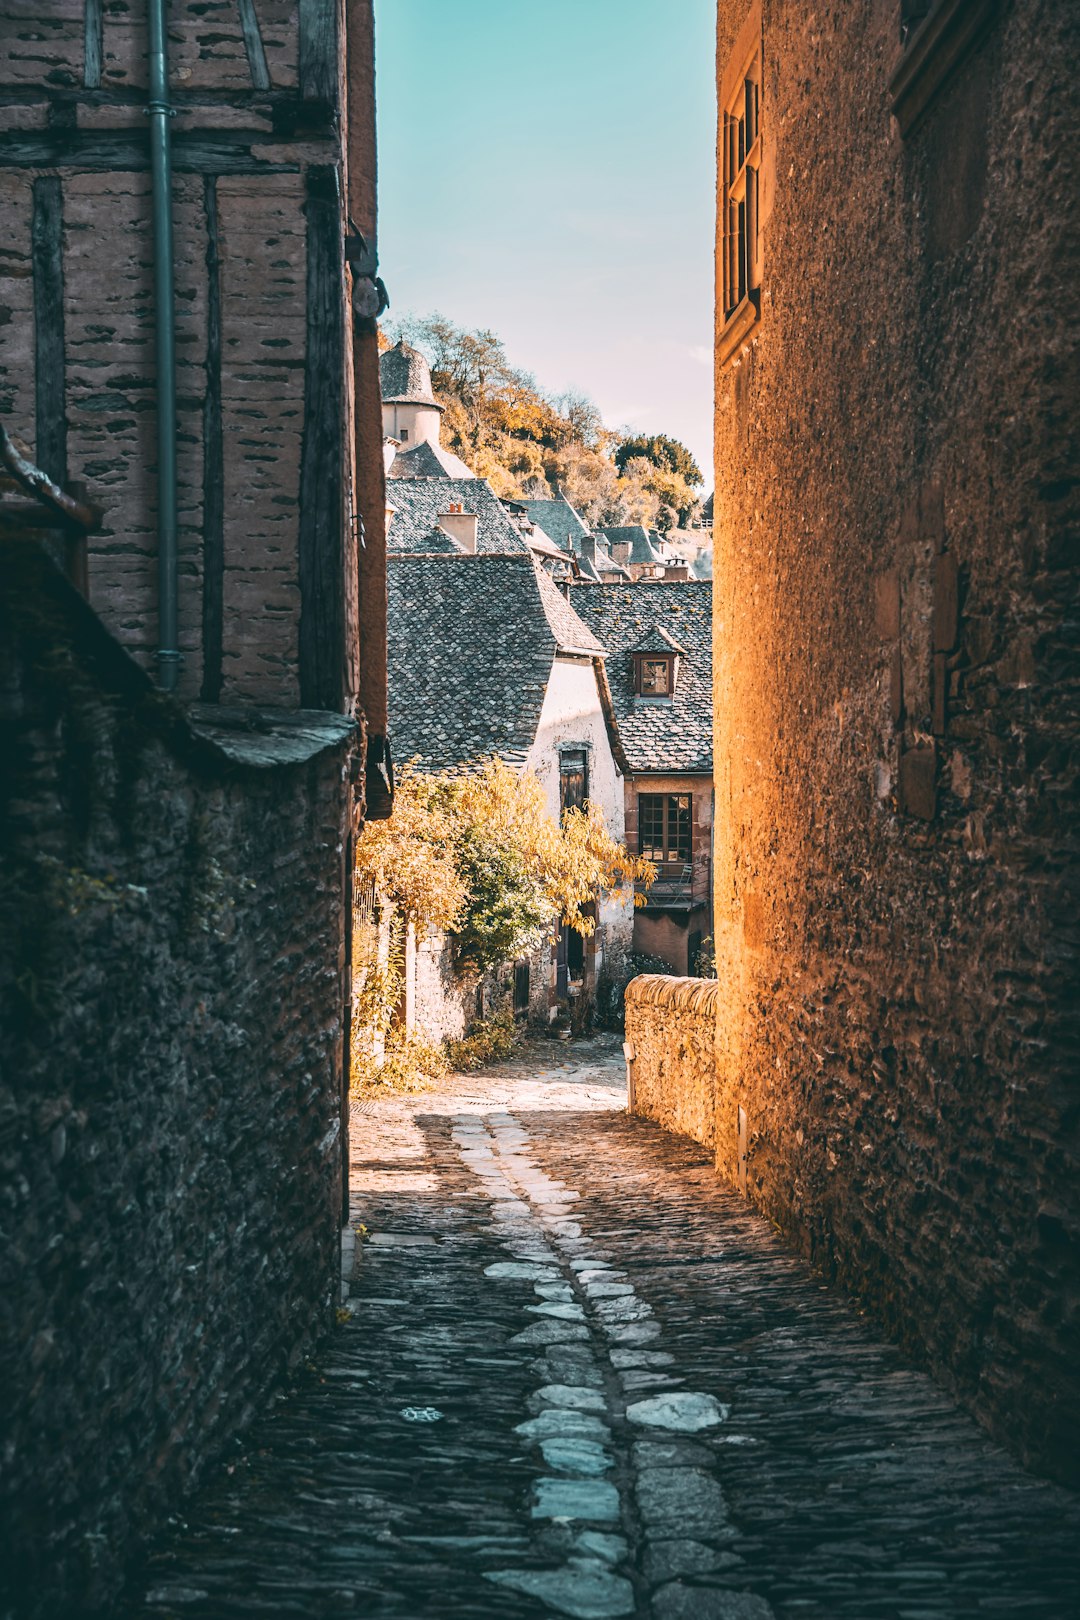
[710,0,1079,1483]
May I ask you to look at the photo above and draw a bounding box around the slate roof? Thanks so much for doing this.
[385,478,530,555]
[520,494,590,553]
[388,554,603,772]
[380,340,443,407]
[387,439,475,480]
[597,552,633,580]
[534,565,604,655]
[581,533,631,581]
[570,581,713,773]
[599,525,665,567]
[636,623,687,656]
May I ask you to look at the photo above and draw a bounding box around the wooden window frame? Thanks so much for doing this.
[559,746,589,822]
[634,653,675,698]
[638,792,693,871]
[718,1,763,368]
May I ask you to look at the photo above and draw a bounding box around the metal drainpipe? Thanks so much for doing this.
[147,0,180,691]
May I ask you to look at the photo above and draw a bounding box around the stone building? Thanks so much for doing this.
[0,2,389,1612]
[387,551,635,1036]
[573,581,713,975]
[702,0,1077,1482]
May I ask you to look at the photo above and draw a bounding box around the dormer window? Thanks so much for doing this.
[637,655,673,696]
[632,625,686,698]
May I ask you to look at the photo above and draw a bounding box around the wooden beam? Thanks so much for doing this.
[297,164,345,711]
[84,0,103,89]
[0,129,329,172]
[200,176,224,704]
[31,176,66,487]
[237,0,271,91]
[299,0,337,104]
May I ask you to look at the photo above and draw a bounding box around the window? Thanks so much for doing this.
[719,3,763,366]
[399,427,409,441]
[637,656,672,697]
[638,794,692,868]
[559,747,588,821]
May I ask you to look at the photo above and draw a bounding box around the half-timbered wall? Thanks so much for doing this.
[0,0,354,709]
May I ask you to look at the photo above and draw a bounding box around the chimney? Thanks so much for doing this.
[439,507,478,553]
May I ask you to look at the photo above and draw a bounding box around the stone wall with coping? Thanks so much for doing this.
[624,976,718,1150]
[0,544,358,1617]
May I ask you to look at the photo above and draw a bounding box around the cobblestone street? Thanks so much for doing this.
[127,1038,1080,1620]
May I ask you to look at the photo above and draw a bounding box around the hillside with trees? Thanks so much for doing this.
[381,313,705,532]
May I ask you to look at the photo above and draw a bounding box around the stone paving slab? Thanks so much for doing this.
[123,1036,1080,1619]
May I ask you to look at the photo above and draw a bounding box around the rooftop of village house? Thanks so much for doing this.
[516,493,590,552]
[598,524,666,567]
[385,437,475,480]
[384,476,530,556]
[570,579,713,774]
[387,551,604,773]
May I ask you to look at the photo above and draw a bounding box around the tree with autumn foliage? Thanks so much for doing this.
[380,312,703,531]
[354,759,654,975]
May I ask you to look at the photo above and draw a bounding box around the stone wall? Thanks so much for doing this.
[411,929,551,1045]
[709,0,1079,1484]
[625,976,718,1151]
[0,543,358,1616]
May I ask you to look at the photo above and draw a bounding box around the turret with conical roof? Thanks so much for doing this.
[380,339,445,451]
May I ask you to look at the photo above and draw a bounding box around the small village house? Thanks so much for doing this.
[572,580,714,974]
[386,550,634,1037]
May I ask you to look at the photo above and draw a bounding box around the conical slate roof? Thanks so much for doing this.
[379,340,444,408]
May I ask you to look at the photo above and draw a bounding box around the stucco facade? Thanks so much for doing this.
[527,650,636,985]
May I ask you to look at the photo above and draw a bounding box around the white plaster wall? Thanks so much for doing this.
[381,401,443,447]
[526,654,635,963]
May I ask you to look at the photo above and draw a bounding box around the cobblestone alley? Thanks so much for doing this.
[127,1038,1080,1620]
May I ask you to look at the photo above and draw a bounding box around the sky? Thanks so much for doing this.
[373,0,716,485]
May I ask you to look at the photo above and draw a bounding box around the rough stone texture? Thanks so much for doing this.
[626,977,718,1149]
[711,1,1080,1484]
[0,545,358,1618]
[120,1037,1080,1618]
[412,928,550,1045]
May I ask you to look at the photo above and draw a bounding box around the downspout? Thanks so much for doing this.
[344,0,393,818]
[147,0,180,691]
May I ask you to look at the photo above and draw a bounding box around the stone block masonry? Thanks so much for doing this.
[0,543,359,1618]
